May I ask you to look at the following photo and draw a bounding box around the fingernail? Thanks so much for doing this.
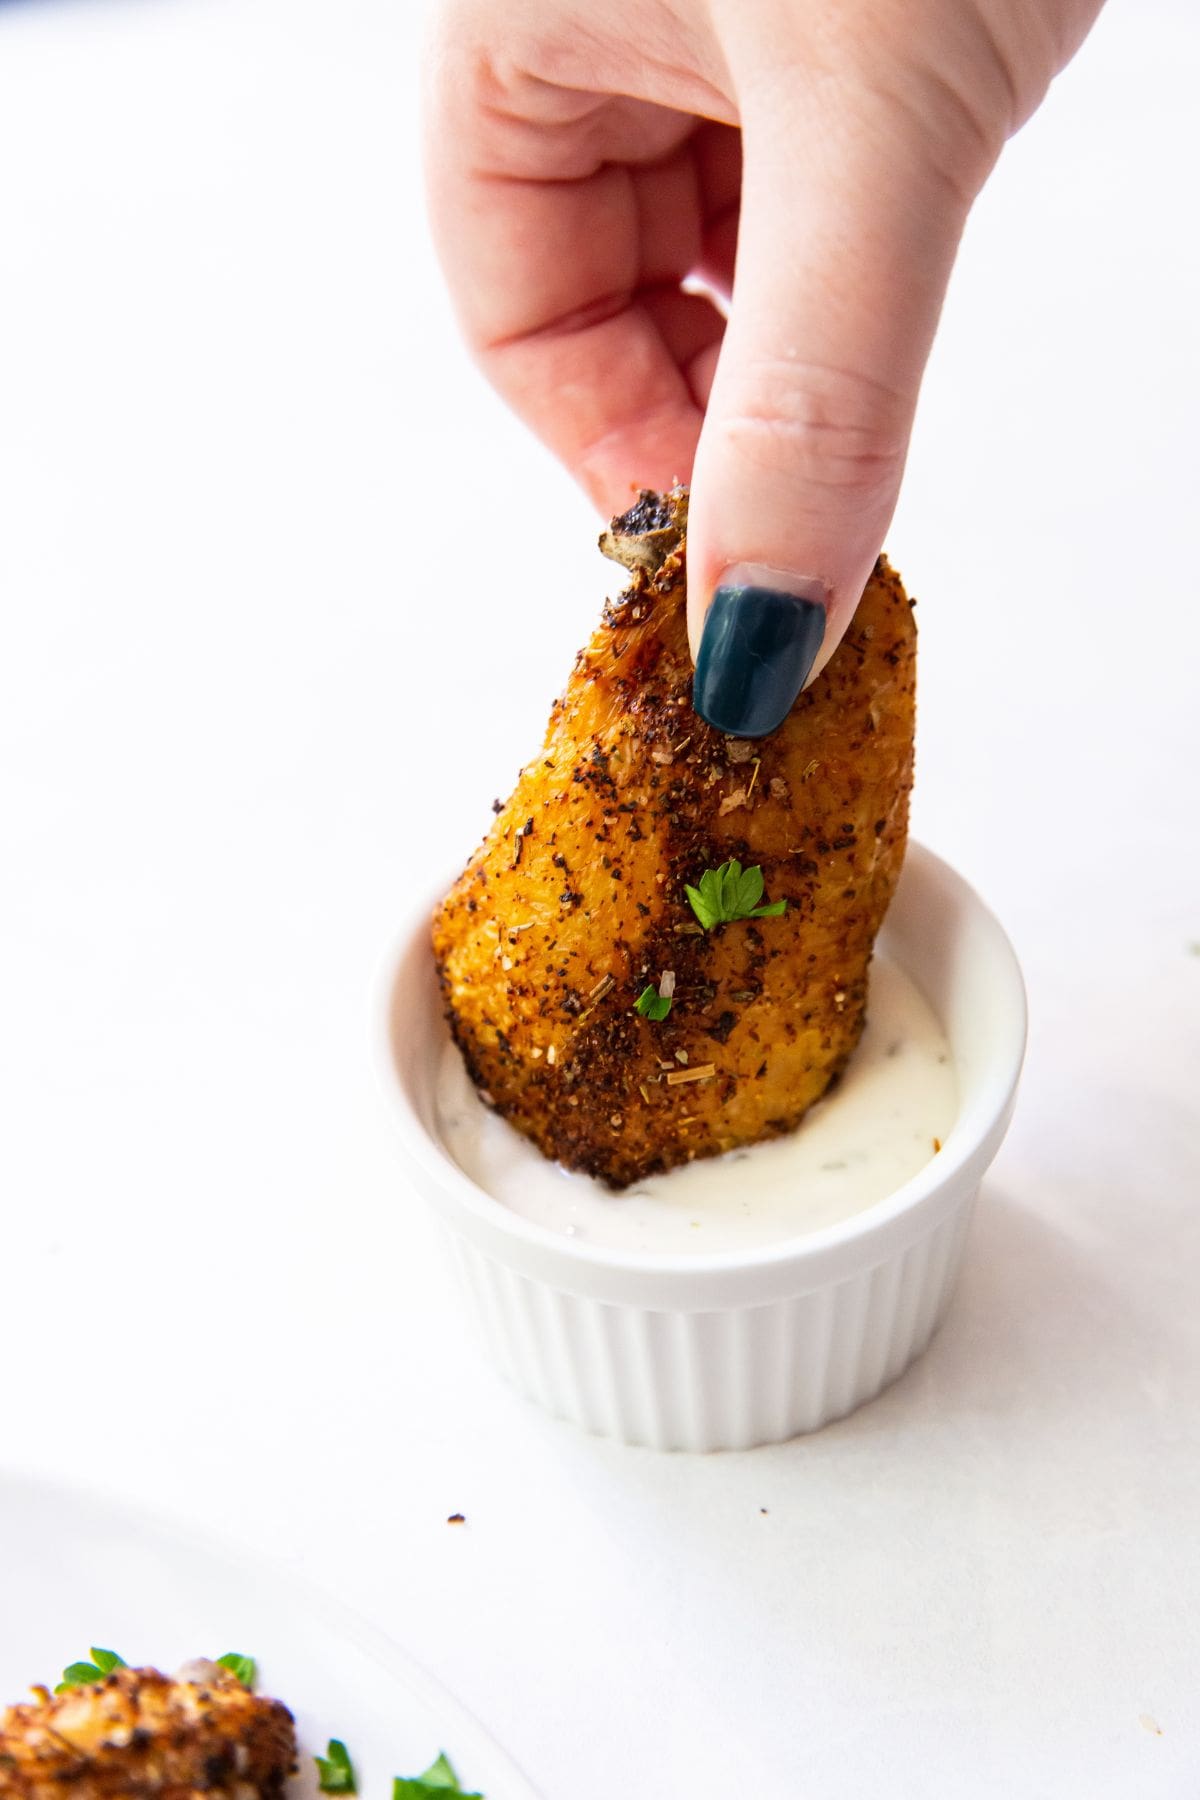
[693,566,827,738]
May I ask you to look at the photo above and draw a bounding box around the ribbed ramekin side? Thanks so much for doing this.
[816,1189,978,1431]
[444,1188,979,1451]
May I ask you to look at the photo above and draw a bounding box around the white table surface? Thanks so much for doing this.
[2,0,1197,1794]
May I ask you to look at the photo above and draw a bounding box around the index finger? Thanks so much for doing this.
[423,33,728,512]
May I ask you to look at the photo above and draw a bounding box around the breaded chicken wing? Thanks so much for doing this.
[433,486,916,1188]
[0,1664,295,1800]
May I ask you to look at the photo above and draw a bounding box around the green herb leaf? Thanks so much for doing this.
[683,864,726,930]
[733,862,763,913]
[315,1740,356,1795]
[56,1664,105,1693]
[216,1654,256,1690]
[634,984,671,1021]
[684,860,788,930]
[413,1755,459,1791]
[392,1752,484,1798]
[55,1650,127,1693]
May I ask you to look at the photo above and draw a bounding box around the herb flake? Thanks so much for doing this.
[216,1653,257,1690]
[684,860,787,931]
[316,1740,356,1794]
[393,1751,483,1798]
[55,1650,127,1693]
[634,984,672,1021]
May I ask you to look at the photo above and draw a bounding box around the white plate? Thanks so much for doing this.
[0,1475,542,1800]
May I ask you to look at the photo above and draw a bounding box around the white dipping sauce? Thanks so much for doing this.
[435,957,957,1256]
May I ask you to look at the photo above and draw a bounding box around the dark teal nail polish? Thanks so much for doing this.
[693,583,826,738]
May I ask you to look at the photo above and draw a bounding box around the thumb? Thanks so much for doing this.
[687,81,978,737]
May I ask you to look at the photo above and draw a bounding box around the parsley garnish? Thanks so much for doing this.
[315,1740,356,1794]
[634,984,671,1021]
[55,1649,127,1693]
[393,1752,483,1798]
[684,860,787,931]
[216,1653,257,1690]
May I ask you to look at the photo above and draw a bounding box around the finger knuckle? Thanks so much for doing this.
[715,359,909,502]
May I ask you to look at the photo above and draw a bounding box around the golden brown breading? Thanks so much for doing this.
[432,487,916,1188]
[0,1665,295,1800]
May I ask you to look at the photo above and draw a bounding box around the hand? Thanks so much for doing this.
[424,0,1103,735]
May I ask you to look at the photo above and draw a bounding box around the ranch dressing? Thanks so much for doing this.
[435,957,957,1256]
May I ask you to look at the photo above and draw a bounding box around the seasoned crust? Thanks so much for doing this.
[432,487,916,1189]
[0,1666,296,1800]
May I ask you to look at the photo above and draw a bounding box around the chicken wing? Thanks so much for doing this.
[432,486,916,1189]
[0,1665,295,1800]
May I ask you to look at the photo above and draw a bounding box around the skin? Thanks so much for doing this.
[424,0,1104,676]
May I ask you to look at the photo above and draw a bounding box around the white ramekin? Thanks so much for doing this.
[372,843,1026,1452]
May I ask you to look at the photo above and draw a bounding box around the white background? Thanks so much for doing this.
[1,0,1198,1794]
